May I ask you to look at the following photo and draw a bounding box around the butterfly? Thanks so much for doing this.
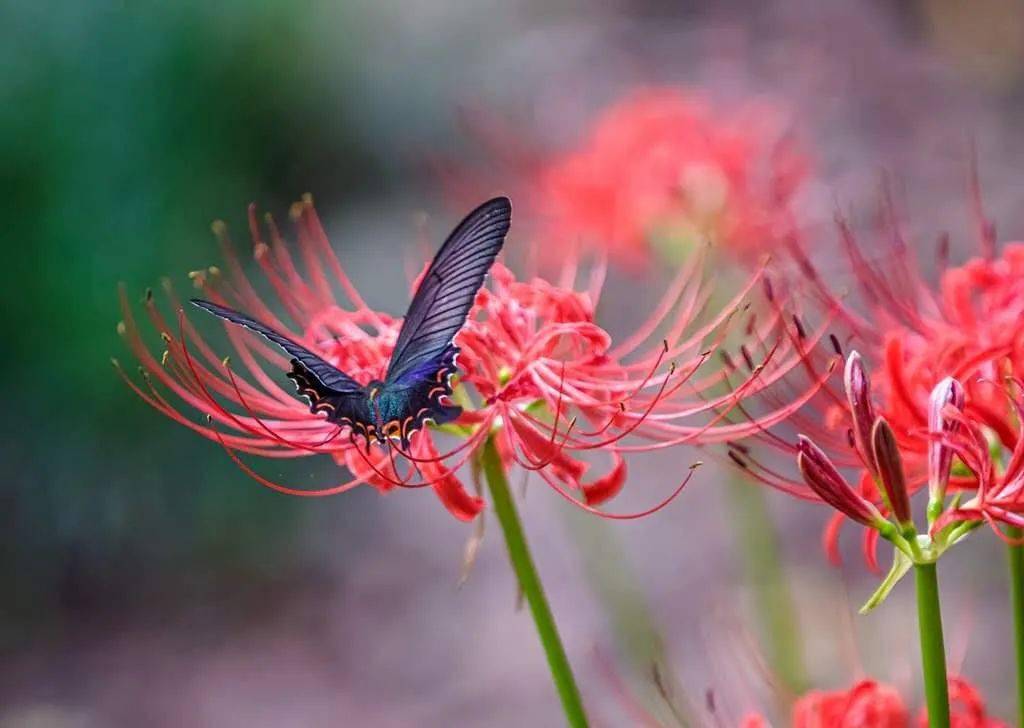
[191,197,511,451]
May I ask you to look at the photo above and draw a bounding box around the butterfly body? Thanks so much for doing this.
[192,197,510,450]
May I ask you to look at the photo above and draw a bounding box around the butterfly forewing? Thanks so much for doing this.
[384,196,511,386]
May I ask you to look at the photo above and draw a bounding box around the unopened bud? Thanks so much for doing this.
[928,376,965,513]
[797,435,882,527]
[844,351,877,473]
[871,418,911,527]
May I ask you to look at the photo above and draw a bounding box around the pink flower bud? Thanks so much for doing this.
[928,377,965,506]
[798,436,881,527]
[844,351,878,474]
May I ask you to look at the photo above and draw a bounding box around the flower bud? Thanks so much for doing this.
[797,435,882,527]
[871,417,911,526]
[844,351,877,473]
[928,376,965,508]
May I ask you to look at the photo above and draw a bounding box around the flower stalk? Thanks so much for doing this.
[480,434,589,728]
[915,562,950,728]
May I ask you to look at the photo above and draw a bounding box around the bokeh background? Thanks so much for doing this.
[5,1,1024,725]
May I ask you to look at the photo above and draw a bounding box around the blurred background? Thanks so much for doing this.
[4,1,1024,725]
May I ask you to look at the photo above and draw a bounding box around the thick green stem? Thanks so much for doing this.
[726,477,806,697]
[915,562,950,728]
[1007,527,1024,728]
[480,436,588,728]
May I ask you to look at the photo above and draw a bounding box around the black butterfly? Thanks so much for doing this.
[192,197,511,450]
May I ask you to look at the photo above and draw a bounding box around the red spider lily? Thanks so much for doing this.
[774,183,1024,551]
[737,677,1006,728]
[728,346,970,569]
[445,87,809,268]
[608,665,1003,727]
[791,679,909,728]
[114,197,815,521]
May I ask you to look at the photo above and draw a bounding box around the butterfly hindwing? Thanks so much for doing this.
[189,299,370,427]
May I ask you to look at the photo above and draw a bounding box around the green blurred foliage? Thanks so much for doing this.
[0,1,390,644]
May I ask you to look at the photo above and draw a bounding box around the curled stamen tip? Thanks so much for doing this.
[662,339,669,353]
[289,202,304,220]
[208,266,221,277]
[669,361,677,374]
[210,220,228,236]
[144,287,153,303]
[205,414,213,423]
[301,192,314,205]
[160,332,173,343]
[161,350,170,366]
[188,270,207,288]
[116,321,126,336]
[222,356,232,368]
[110,357,122,369]
[253,242,269,260]
[689,461,704,470]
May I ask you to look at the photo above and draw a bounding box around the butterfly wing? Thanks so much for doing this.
[375,197,510,441]
[385,197,511,387]
[190,299,371,428]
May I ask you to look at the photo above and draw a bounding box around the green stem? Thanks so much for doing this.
[726,477,806,697]
[1007,527,1024,728]
[915,562,950,728]
[480,435,588,727]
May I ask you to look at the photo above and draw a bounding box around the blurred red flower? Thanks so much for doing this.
[743,676,1005,728]
[448,87,809,268]
[792,679,909,728]
[116,198,813,520]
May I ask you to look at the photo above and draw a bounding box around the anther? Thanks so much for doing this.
[830,333,843,356]
[792,315,807,339]
[728,450,748,469]
[740,345,755,371]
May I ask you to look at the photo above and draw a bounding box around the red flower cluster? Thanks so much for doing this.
[115,198,815,520]
[717,178,1024,566]
[742,676,1006,728]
